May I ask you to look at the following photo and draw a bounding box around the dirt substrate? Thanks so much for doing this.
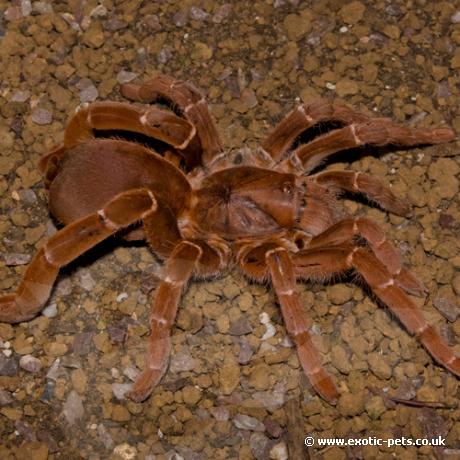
[1,1,460,459]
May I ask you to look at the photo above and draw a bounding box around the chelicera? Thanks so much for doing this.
[1,74,458,403]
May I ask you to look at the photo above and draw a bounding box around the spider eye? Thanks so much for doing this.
[282,182,293,195]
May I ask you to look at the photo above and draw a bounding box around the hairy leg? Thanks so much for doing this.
[349,248,460,377]
[261,99,373,161]
[241,233,459,404]
[310,170,409,216]
[281,118,455,173]
[121,74,224,165]
[265,247,340,404]
[127,238,225,402]
[308,217,426,296]
[293,243,460,395]
[0,188,156,323]
[39,102,196,175]
[127,240,202,402]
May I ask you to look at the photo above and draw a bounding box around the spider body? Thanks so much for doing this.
[191,166,299,239]
[1,74,459,404]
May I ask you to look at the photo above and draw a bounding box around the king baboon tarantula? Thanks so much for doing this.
[1,74,458,404]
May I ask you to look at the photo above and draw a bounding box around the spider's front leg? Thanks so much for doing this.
[127,240,202,402]
[282,115,455,173]
[262,247,340,404]
[349,248,460,376]
[237,242,340,403]
[308,216,426,296]
[304,219,460,376]
[0,188,156,323]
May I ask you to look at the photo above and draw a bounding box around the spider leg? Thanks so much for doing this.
[0,188,156,323]
[261,99,373,161]
[298,181,342,237]
[349,247,460,377]
[127,240,202,402]
[264,247,340,404]
[310,170,409,216]
[39,102,196,175]
[293,244,460,382]
[282,118,455,173]
[128,239,225,402]
[307,217,426,297]
[121,74,224,165]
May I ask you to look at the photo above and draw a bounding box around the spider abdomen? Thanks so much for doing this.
[48,139,190,225]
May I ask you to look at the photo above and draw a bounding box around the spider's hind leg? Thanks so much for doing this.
[0,188,156,323]
[121,74,224,165]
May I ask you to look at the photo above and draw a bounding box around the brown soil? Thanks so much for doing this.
[0,1,459,459]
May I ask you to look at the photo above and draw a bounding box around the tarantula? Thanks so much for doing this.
[1,74,458,404]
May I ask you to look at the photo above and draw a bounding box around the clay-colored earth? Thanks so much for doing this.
[0,1,459,459]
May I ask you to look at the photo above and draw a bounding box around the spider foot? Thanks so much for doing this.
[127,368,163,403]
[0,294,28,323]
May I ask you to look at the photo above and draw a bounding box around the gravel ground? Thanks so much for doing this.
[1,1,460,459]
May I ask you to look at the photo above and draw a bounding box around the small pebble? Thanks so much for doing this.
[212,4,232,23]
[19,355,42,373]
[79,84,98,103]
[173,10,188,27]
[46,359,65,381]
[62,390,84,425]
[3,253,31,266]
[169,349,198,373]
[250,432,270,460]
[264,418,282,438]
[123,365,140,382]
[260,312,276,340]
[0,389,13,405]
[0,354,19,376]
[269,442,288,460]
[237,340,254,364]
[33,2,53,13]
[112,383,133,400]
[42,303,58,318]
[97,423,114,449]
[11,90,31,102]
[78,270,96,291]
[433,297,459,322]
[116,292,128,303]
[233,414,265,431]
[116,71,138,84]
[210,406,229,422]
[72,332,93,356]
[451,10,460,23]
[113,443,137,459]
[190,6,208,21]
[32,108,52,125]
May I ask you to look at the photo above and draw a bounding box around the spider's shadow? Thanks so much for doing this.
[57,233,147,281]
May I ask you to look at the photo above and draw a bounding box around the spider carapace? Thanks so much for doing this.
[191,167,299,238]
